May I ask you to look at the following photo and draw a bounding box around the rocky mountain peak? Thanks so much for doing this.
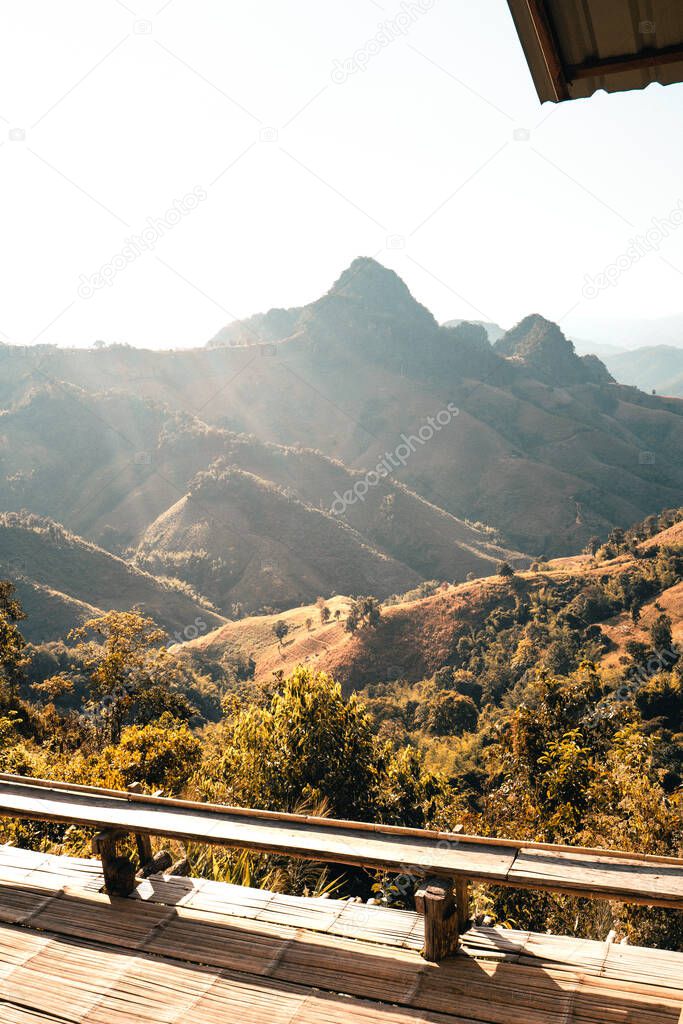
[495,314,613,385]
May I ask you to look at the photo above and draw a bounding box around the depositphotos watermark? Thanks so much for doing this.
[331,0,436,83]
[588,640,680,726]
[330,402,458,516]
[77,186,207,298]
[582,198,683,299]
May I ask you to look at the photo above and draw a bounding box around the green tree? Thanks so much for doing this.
[0,582,26,692]
[378,746,450,829]
[415,691,478,736]
[345,609,358,633]
[635,674,682,733]
[537,730,596,834]
[273,620,289,647]
[211,667,379,819]
[69,611,192,744]
[625,639,648,665]
[345,596,381,633]
[650,612,673,652]
[316,597,331,624]
[608,527,626,551]
[104,716,202,794]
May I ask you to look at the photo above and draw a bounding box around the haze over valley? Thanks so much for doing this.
[2,257,682,642]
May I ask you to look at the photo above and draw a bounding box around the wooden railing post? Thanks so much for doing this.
[127,783,154,871]
[134,832,153,868]
[415,877,461,961]
[92,829,136,897]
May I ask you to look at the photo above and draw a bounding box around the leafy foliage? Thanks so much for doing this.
[204,667,381,819]
[0,581,26,691]
[345,595,381,633]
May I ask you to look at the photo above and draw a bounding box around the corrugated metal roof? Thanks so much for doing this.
[507,0,683,102]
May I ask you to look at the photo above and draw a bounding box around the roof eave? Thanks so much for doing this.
[507,0,570,103]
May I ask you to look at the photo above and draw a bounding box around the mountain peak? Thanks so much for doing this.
[331,256,408,294]
[495,314,613,385]
[496,314,567,352]
[208,258,436,349]
[327,257,436,327]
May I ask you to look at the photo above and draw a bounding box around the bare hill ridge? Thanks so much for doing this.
[0,513,225,642]
[0,387,525,621]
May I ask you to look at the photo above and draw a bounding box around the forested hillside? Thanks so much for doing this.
[1,507,681,949]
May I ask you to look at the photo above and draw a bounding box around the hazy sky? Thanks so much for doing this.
[2,0,683,349]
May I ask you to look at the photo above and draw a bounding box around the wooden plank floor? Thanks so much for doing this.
[1,775,682,906]
[0,845,681,1024]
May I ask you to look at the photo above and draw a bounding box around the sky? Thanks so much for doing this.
[2,0,683,350]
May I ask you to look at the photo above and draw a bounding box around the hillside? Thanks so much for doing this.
[0,513,225,642]
[1,259,682,562]
[177,582,479,692]
[0,385,175,543]
[136,464,422,612]
[169,593,353,681]
[597,519,683,667]
[180,513,683,694]
[0,387,524,623]
[191,435,525,580]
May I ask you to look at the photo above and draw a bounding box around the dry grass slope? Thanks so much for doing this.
[181,523,683,692]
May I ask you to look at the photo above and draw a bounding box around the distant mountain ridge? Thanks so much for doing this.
[443,319,506,343]
[208,259,609,389]
[0,383,525,632]
[602,345,683,397]
[571,312,683,351]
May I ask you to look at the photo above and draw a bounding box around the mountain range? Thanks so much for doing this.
[572,312,683,351]
[2,257,683,640]
[602,345,683,397]
[448,320,683,397]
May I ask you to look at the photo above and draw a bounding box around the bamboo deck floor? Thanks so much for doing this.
[0,845,681,1024]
